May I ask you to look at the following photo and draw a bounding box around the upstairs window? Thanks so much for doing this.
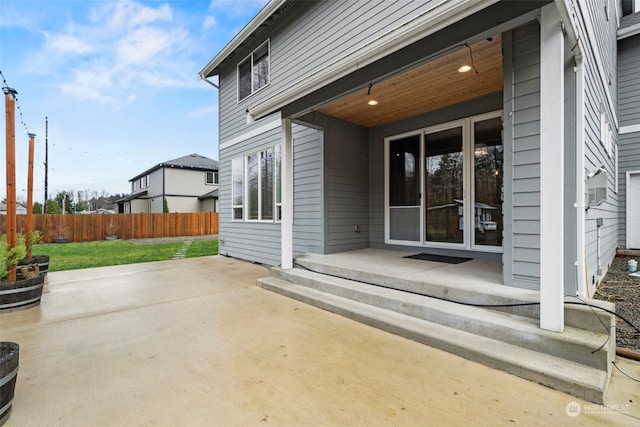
[238,40,270,101]
[205,171,218,185]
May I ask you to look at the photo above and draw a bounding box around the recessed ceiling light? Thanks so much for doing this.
[368,99,378,106]
[458,65,472,73]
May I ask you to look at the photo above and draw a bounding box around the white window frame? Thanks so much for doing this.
[232,158,244,221]
[245,147,274,222]
[233,144,280,223]
[205,171,218,185]
[237,39,270,102]
[384,110,503,253]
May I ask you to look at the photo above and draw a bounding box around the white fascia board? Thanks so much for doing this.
[199,0,289,78]
[248,0,498,120]
[620,123,640,134]
[219,112,282,150]
[618,23,640,39]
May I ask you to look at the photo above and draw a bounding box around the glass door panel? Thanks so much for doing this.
[425,127,463,244]
[389,135,421,241]
[473,117,503,246]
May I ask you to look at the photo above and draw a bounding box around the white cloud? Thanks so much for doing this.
[202,16,217,31]
[116,26,185,66]
[105,0,172,31]
[25,0,200,105]
[45,32,93,55]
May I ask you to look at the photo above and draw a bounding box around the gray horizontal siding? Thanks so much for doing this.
[618,35,640,247]
[218,126,282,265]
[583,0,618,108]
[217,0,442,144]
[509,21,541,287]
[293,123,324,255]
[324,116,370,253]
[576,6,619,285]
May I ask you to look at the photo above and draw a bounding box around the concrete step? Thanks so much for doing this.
[269,267,612,371]
[294,256,615,334]
[257,270,614,404]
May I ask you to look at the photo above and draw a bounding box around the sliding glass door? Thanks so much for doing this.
[388,135,421,242]
[425,125,464,244]
[386,111,503,252]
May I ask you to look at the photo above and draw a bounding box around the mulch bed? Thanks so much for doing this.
[594,255,640,353]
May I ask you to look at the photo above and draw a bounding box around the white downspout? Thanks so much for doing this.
[555,0,587,297]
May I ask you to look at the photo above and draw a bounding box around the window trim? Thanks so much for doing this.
[232,144,281,223]
[205,171,218,185]
[237,39,270,102]
[232,158,244,221]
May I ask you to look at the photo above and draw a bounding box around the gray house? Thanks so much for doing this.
[200,0,637,402]
[618,11,640,250]
[119,153,219,213]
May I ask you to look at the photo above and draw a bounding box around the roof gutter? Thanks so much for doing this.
[198,0,290,78]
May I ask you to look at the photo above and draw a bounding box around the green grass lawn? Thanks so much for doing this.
[32,239,218,272]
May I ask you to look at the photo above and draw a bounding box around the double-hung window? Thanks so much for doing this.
[238,40,270,101]
[232,145,281,221]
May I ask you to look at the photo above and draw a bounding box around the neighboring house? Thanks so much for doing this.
[118,153,219,213]
[200,0,637,402]
[618,11,640,250]
[0,203,27,215]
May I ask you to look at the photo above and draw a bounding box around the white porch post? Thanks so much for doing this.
[281,118,293,269]
[540,4,564,332]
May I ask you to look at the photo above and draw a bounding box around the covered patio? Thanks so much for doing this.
[2,256,638,425]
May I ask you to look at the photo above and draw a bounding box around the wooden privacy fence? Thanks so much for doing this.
[0,212,219,243]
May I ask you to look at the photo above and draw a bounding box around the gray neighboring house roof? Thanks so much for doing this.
[619,11,640,38]
[198,189,219,200]
[129,153,219,182]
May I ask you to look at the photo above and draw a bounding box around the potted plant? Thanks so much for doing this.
[16,230,49,279]
[105,217,118,241]
[0,342,19,425]
[52,225,69,244]
[1,233,46,311]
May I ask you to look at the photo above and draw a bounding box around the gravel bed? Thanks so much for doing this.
[594,255,640,352]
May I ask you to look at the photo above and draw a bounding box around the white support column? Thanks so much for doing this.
[281,118,293,269]
[540,4,564,332]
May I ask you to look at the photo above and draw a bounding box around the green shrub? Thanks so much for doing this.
[1,234,27,280]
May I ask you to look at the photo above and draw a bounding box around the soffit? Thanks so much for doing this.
[316,35,503,128]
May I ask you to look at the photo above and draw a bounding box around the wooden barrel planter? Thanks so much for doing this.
[0,342,19,426]
[17,255,49,278]
[0,275,46,311]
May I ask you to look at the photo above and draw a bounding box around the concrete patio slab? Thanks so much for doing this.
[1,256,638,426]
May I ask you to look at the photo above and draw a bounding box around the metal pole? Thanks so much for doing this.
[27,132,36,258]
[4,87,18,281]
[44,116,49,213]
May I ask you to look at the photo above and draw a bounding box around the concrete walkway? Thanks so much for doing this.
[1,256,638,426]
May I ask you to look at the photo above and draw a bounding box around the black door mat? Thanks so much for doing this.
[403,253,473,264]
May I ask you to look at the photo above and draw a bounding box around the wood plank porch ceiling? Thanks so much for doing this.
[316,35,503,128]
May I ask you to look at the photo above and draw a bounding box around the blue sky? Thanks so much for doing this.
[0,0,268,202]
